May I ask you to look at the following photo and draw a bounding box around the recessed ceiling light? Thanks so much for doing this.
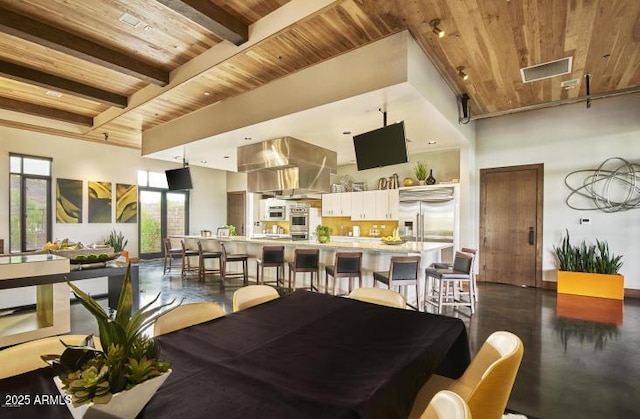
[343,131,351,135]
[200,160,207,164]
[244,137,252,141]
[144,25,153,31]
[204,92,211,96]
[173,155,182,160]
[428,141,437,145]
[45,90,62,98]
[224,156,229,159]
[119,13,141,28]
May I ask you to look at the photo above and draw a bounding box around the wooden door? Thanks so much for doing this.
[227,192,246,236]
[480,164,543,287]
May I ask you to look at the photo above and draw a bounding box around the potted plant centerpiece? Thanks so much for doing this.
[105,229,128,261]
[414,161,427,185]
[315,225,331,244]
[553,230,624,300]
[52,264,178,418]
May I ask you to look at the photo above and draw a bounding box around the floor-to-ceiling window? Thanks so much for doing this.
[138,170,189,259]
[8,154,52,253]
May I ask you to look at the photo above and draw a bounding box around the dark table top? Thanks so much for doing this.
[0,290,469,419]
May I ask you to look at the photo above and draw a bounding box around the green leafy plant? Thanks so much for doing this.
[315,225,331,243]
[104,230,128,253]
[59,264,178,406]
[414,161,427,181]
[553,230,623,274]
[224,224,237,236]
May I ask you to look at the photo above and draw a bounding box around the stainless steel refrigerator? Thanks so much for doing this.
[398,186,458,244]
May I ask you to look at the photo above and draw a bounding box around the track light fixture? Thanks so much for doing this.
[457,66,468,81]
[429,19,445,38]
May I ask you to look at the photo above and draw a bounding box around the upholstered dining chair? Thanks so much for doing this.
[348,287,406,309]
[232,285,279,312]
[0,335,102,379]
[424,251,475,314]
[163,237,182,274]
[154,302,225,336]
[372,256,421,310]
[409,331,524,419]
[325,252,363,295]
[420,390,471,419]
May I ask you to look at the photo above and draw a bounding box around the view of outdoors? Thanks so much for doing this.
[139,190,186,255]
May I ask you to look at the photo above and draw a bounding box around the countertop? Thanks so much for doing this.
[180,235,451,254]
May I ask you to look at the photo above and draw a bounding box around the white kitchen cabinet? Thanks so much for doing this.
[322,193,351,217]
[350,191,369,220]
[351,190,399,220]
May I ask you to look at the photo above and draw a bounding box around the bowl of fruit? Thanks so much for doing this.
[380,236,406,245]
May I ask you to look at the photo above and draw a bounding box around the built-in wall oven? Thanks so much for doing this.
[267,205,286,221]
[289,205,309,240]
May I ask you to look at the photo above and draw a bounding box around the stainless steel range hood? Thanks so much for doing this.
[237,137,337,197]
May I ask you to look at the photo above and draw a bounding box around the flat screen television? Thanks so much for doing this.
[165,167,193,190]
[353,121,408,171]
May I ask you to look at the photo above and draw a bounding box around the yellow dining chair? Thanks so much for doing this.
[409,331,524,419]
[233,285,279,312]
[0,334,102,379]
[348,287,406,309]
[154,302,225,336]
[421,390,471,419]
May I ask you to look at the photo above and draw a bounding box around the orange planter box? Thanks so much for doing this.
[557,271,624,300]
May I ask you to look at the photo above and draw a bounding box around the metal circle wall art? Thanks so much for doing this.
[564,157,640,212]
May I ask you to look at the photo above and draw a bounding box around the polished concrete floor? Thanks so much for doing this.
[67,260,640,419]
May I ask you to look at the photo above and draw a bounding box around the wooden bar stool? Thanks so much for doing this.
[288,248,320,291]
[163,238,182,274]
[256,246,285,287]
[372,256,421,310]
[220,243,249,286]
[197,240,222,280]
[181,240,199,278]
[325,252,362,296]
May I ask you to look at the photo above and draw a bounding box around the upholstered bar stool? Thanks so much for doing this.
[427,248,478,303]
[180,240,199,278]
[424,251,475,314]
[288,248,320,291]
[325,252,363,296]
[372,256,421,310]
[256,246,285,287]
[197,240,222,281]
[220,242,249,286]
[163,238,182,274]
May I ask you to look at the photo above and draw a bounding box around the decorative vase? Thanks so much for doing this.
[418,180,426,185]
[54,370,172,419]
[426,169,436,185]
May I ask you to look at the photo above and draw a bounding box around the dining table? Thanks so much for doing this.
[0,290,470,419]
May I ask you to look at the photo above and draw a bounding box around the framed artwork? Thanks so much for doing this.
[217,227,230,238]
[56,178,82,223]
[88,181,112,223]
[116,183,138,223]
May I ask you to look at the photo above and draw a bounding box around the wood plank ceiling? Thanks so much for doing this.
[0,0,638,149]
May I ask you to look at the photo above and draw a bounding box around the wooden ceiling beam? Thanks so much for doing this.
[0,8,169,86]
[156,0,248,45]
[0,97,93,126]
[0,60,127,108]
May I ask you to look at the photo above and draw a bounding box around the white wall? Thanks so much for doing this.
[475,93,640,289]
[0,126,228,254]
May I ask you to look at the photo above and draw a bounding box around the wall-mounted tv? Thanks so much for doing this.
[353,121,408,171]
[165,167,193,190]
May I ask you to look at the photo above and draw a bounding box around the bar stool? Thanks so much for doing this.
[163,238,182,274]
[181,240,199,278]
[325,252,362,296]
[256,246,285,287]
[197,240,222,280]
[372,256,420,310]
[288,248,320,291]
[427,248,478,303]
[424,251,475,314]
[220,242,249,286]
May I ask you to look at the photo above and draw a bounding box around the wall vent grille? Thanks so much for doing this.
[520,57,573,83]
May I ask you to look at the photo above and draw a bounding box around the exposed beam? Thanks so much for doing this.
[0,8,168,86]
[0,97,93,126]
[0,60,127,108]
[156,0,248,45]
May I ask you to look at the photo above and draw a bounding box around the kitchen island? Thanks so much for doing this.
[178,235,453,307]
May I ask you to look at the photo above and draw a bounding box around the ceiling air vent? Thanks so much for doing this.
[561,78,581,89]
[520,57,573,83]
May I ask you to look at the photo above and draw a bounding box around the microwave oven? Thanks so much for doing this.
[267,205,286,221]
